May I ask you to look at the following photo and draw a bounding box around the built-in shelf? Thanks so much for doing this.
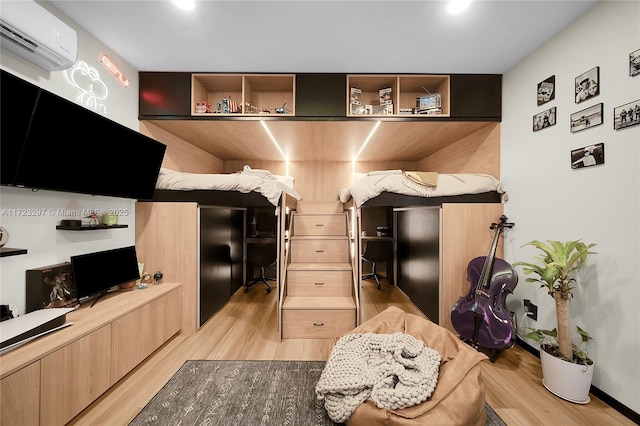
[0,247,28,257]
[347,74,450,117]
[191,73,295,116]
[56,225,128,231]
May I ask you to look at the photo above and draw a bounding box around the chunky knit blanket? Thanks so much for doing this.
[315,332,442,423]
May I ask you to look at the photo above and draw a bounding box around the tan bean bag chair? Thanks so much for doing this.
[338,306,488,426]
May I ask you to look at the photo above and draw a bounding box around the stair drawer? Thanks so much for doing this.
[287,270,352,297]
[282,309,356,339]
[294,215,346,236]
[290,239,349,263]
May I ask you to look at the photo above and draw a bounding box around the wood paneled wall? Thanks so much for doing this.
[139,121,224,173]
[141,121,500,201]
[418,122,500,178]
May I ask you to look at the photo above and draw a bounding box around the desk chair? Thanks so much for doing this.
[361,239,393,290]
[245,242,277,294]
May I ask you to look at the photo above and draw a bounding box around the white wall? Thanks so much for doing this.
[502,0,639,413]
[0,1,141,315]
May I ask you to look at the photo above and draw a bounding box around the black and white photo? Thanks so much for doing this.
[570,103,603,133]
[575,66,600,104]
[571,143,604,169]
[630,49,640,77]
[537,75,555,106]
[533,106,556,131]
[613,99,640,130]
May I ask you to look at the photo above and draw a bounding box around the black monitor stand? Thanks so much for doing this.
[89,290,109,308]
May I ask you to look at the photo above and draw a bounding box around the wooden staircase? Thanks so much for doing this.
[280,201,359,339]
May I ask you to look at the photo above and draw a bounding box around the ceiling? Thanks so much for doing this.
[46,0,599,163]
[49,0,599,74]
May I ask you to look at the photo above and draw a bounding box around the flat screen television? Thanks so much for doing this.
[70,246,140,306]
[0,70,41,185]
[1,69,167,200]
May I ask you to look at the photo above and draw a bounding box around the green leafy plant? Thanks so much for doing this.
[513,239,597,364]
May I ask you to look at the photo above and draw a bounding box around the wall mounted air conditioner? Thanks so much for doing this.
[0,0,77,71]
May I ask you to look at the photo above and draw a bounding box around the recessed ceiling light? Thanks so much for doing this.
[448,0,471,14]
[172,0,195,11]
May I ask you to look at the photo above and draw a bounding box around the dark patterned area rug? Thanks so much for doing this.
[129,360,506,426]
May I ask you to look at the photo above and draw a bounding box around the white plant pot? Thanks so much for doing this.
[540,347,594,404]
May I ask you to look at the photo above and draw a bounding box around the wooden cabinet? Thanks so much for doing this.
[347,74,450,117]
[449,74,502,120]
[358,203,503,331]
[0,362,40,426]
[40,325,112,426]
[136,202,199,334]
[139,72,501,120]
[295,73,346,117]
[111,291,182,382]
[191,73,295,116]
[139,72,191,117]
[0,283,182,426]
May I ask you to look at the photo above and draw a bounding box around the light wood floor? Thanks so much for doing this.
[70,281,634,426]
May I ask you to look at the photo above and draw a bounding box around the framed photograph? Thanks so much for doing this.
[630,49,640,77]
[537,75,555,106]
[533,106,556,131]
[571,143,604,169]
[570,103,603,133]
[575,66,600,104]
[613,99,640,130]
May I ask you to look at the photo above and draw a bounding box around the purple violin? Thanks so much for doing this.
[451,215,518,362]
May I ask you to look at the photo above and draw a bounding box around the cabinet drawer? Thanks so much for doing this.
[294,215,346,236]
[283,309,356,339]
[40,325,112,426]
[288,270,352,297]
[290,238,349,263]
[1,362,40,426]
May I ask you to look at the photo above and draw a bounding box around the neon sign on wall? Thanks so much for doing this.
[98,53,130,88]
[63,61,109,113]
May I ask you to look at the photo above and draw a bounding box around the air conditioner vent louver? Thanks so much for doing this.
[0,0,77,71]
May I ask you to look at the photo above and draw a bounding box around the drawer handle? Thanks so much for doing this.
[314,282,325,286]
[313,322,325,327]
[315,250,325,253]
[315,224,324,227]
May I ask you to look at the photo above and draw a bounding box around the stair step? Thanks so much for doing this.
[289,235,349,240]
[287,262,352,271]
[296,201,343,214]
[282,296,356,310]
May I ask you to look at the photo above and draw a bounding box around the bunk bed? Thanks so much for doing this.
[136,166,300,334]
[340,170,505,333]
[153,166,302,207]
[338,170,504,208]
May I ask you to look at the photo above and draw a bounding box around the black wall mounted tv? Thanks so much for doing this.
[0,69,166,200]
[70,246,140,306]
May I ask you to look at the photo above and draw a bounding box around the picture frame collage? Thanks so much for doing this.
[533,47,639,170]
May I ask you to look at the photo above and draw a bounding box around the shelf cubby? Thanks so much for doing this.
[347,74,450,117]
[191,73,295,116]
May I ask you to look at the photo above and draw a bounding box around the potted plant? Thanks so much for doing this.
[514,239,597,404]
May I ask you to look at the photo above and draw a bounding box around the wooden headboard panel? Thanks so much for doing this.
[139,121,223,173]
[418,122,500,178]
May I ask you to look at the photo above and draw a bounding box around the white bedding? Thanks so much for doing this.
[339,171,503,207]
[155,167,301,206]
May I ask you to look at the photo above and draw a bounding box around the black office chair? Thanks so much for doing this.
[245,243,277,294]
[361,239,393,289]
